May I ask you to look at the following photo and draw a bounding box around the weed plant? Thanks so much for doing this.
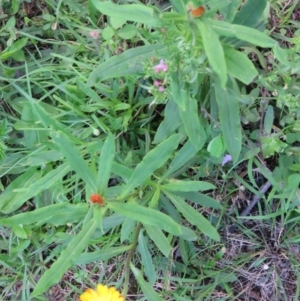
[0,0,300,300]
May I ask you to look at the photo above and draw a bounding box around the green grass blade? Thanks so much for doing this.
[120,133,182,198]
[52,131,97,192]
[166,192,220,241]
[97,133,115,194]
[31,218,97,297]
[107,203,182,236]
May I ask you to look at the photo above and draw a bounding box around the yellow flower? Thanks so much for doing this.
[80,284,124,301]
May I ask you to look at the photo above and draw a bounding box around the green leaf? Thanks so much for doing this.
[207,135,225,158]
[117,24,137,40]
[130,264,163,301]
[75,245,132,265]
[0,203,88,227]
[12,0,20,14]
[224,45,258,85]
[210,19,275,48]
[52,131,97,192]
[170,72,187,111]
[107,203,182,236]
[0,168,40,214]
[144,224,172,258]
[264,105,274,134]
[165,192,220,241]
[30,102,82,144]
[88,44,167,85]
[164,140,199,178]
[102,26,115,40]
[169,0,186,13]
[120,134,182,198]
[233,0,267,28]
[0,38,28,60]
[220,0,240,23]
[174,192,223,210]
[196,20,227,88]
[97,133,115,195]
[162,180,215,192]
[214,81,242,163]
[153,99,180,144]
[31,218,98,297]
[138,231,156,285]
[91,0,160,26]
[179,97,207,149]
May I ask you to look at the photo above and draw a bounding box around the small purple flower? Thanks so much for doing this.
[158,86,165,92]
[153,59,168,73]
[222,154,232,166]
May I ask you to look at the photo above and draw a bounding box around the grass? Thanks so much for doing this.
[0,0,300,300]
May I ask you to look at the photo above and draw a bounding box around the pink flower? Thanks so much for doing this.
[158,86,165,92]
[154,80,160,87]
[222,154,232,166]
[153,59,168,73]
[89,30,99,39]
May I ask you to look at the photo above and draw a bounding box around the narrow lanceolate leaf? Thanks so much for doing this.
[214,81,242,163]
[210,19,276,48]
[31,218,98,297]
[120,134,182,198]
[164,140,199,178]
[232,0,267,28]
[138,231,156,285]
[165,192,220,241]
[107,203,182,236]
[75,245,132,265]
[196,20,227,88]
[179,97,207,149]
[130,264,163,301]
[88,44,167,85]
[144,224,172,258]
[52,131,97,192]
[0,203,88,227]
[224,45,258,85]
[153,99,181,144]
[97,133,115,194]
[0,168,39,214]
[92,0,160,26]
[162,180,215,192]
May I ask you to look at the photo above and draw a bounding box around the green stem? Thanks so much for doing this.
[122,222,142,297]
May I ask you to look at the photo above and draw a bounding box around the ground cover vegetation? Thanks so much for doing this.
[0,0,300,300]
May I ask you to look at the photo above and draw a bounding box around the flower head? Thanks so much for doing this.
[153,59,168,73]
[80,284,124,301]
[222,154,232,166]
[158,86,165,92]
[89,30,99,39]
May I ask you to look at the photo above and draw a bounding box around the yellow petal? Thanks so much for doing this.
[80,288,100,301]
